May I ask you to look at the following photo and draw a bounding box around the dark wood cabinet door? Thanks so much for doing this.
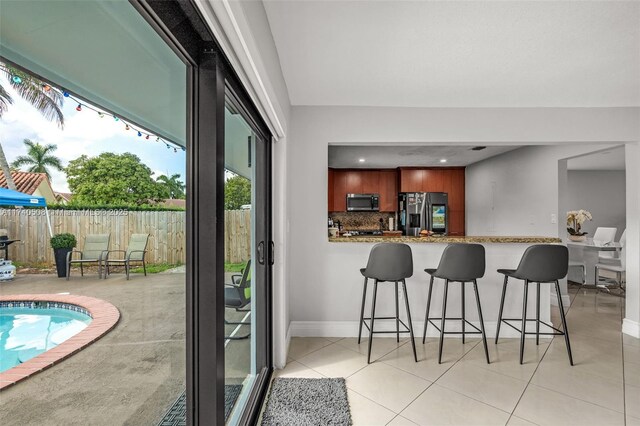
[449,210,465,236]
[345,170,363,194]
[361,170,380,194]
[379,170,397,212]
[399,168,423,192]
[333,170,347,211]
[449,168,465,212]
[328,168,335,212]
[423,169,444,192]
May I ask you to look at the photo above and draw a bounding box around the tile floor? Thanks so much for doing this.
[279,286,637,425]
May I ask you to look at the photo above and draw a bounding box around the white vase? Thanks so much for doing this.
[568,234,586,242]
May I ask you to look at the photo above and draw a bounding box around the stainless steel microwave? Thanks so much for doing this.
[346,193,380,211]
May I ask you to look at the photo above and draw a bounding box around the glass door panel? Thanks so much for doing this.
[224,90,270,424]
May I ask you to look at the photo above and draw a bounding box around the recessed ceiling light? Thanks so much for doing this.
[471,146,487,151]
[358,158,366,163]
[439,159,447,163]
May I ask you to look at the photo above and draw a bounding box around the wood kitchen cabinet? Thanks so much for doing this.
[379,170,397,212]
[331,169,347,212]
[399,168,424,192]
[328,168,397,212]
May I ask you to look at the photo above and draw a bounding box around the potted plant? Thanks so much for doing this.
[50,233,77,278]
[566,210,592,242]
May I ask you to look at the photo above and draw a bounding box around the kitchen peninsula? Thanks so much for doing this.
[322,234,564,339]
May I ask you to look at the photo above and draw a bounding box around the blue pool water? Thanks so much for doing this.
[0,307,92,373]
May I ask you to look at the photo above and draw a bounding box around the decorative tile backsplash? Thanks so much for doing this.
[329,212,396,231]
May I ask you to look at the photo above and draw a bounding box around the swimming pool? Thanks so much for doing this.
[0,305,92,373]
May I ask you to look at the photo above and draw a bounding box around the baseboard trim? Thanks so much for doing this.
[550,293,571,308]
[623,318,640,339]
[289,320,552,339]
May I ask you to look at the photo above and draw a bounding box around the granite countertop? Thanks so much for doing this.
[328,235,563,244]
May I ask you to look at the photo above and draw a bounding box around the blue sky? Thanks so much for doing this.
[0,75,186,193]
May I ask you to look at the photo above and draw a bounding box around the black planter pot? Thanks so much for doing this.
[54,248,72,278]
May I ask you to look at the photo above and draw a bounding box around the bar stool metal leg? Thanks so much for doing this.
[402,279,418,362]
[536,282,541,346]
[423,275,434,344]
[461,282,466,344]
[555,280,574,366]
[395,281,400,343]
[520,280,529,364]
[438,279,449,364]
[358,277,368,344]
[473,279,490,364]
[367,279,379,364]
[495,276,508,344]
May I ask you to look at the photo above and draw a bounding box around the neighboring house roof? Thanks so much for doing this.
[55,192,73,203]
[159,199,186,209]
[0,171,47,195]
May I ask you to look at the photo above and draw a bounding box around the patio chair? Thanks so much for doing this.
[104,233,150,280]
[225,260,251,340]
[66,234,110,280]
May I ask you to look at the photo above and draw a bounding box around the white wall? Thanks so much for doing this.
[287,106,639,329]
[566,171,626,240]
[465,145,620,238]
[624,142,640,338]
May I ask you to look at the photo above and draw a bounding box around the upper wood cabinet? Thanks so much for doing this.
[328,168,397,212]
[399,169,424,192]
[379,170,397,212]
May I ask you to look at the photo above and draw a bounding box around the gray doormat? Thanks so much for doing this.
[261,378,352,426]
[157,384,243,425]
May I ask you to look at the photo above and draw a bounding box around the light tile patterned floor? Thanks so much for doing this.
[280,287,638,425]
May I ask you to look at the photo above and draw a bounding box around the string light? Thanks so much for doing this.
[15,81,184,153]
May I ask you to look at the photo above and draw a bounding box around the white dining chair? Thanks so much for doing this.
[594,227,618,260]
[595,238,626,293]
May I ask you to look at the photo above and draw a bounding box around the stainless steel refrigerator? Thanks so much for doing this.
[398,192,448,236]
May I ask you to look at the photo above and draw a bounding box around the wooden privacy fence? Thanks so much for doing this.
[0,209,186,265]
[224,209,251,264]
[0,208,251,265]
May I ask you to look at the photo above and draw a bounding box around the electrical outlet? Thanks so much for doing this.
[529,215,535,225]
[551,214,557,224]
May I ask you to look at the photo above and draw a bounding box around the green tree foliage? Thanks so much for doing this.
[156,173,185,199]
[224,174,251,210]
[66,153,165,206]
[0,62,65,190]
[11,139,65,180]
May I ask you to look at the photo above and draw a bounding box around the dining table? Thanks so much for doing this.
[567,239,621,285]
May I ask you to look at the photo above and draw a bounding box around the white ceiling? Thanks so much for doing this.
[567,146,626,171]
[264,1,640,108]
[329,145,520,168]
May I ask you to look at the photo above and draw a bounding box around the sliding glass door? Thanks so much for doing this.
[223,89,272,424]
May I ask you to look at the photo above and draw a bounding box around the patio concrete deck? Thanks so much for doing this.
[0,272,186,425]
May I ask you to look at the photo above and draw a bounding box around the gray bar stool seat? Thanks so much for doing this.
[422,243,490,364]
[496,244,574,365]
[358,243,418,364]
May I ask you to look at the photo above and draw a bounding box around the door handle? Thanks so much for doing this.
[269,241,275,265]
[257,241,265,265]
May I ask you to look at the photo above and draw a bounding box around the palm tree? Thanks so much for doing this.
[11,139,64,180]
[156,174,186,199]
[0,61,64,190]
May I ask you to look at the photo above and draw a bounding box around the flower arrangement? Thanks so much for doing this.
[566,210,592,236]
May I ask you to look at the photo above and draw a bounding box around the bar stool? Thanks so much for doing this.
[422,243,490,364]
[496,244,574,366]
[358,243,417,364]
